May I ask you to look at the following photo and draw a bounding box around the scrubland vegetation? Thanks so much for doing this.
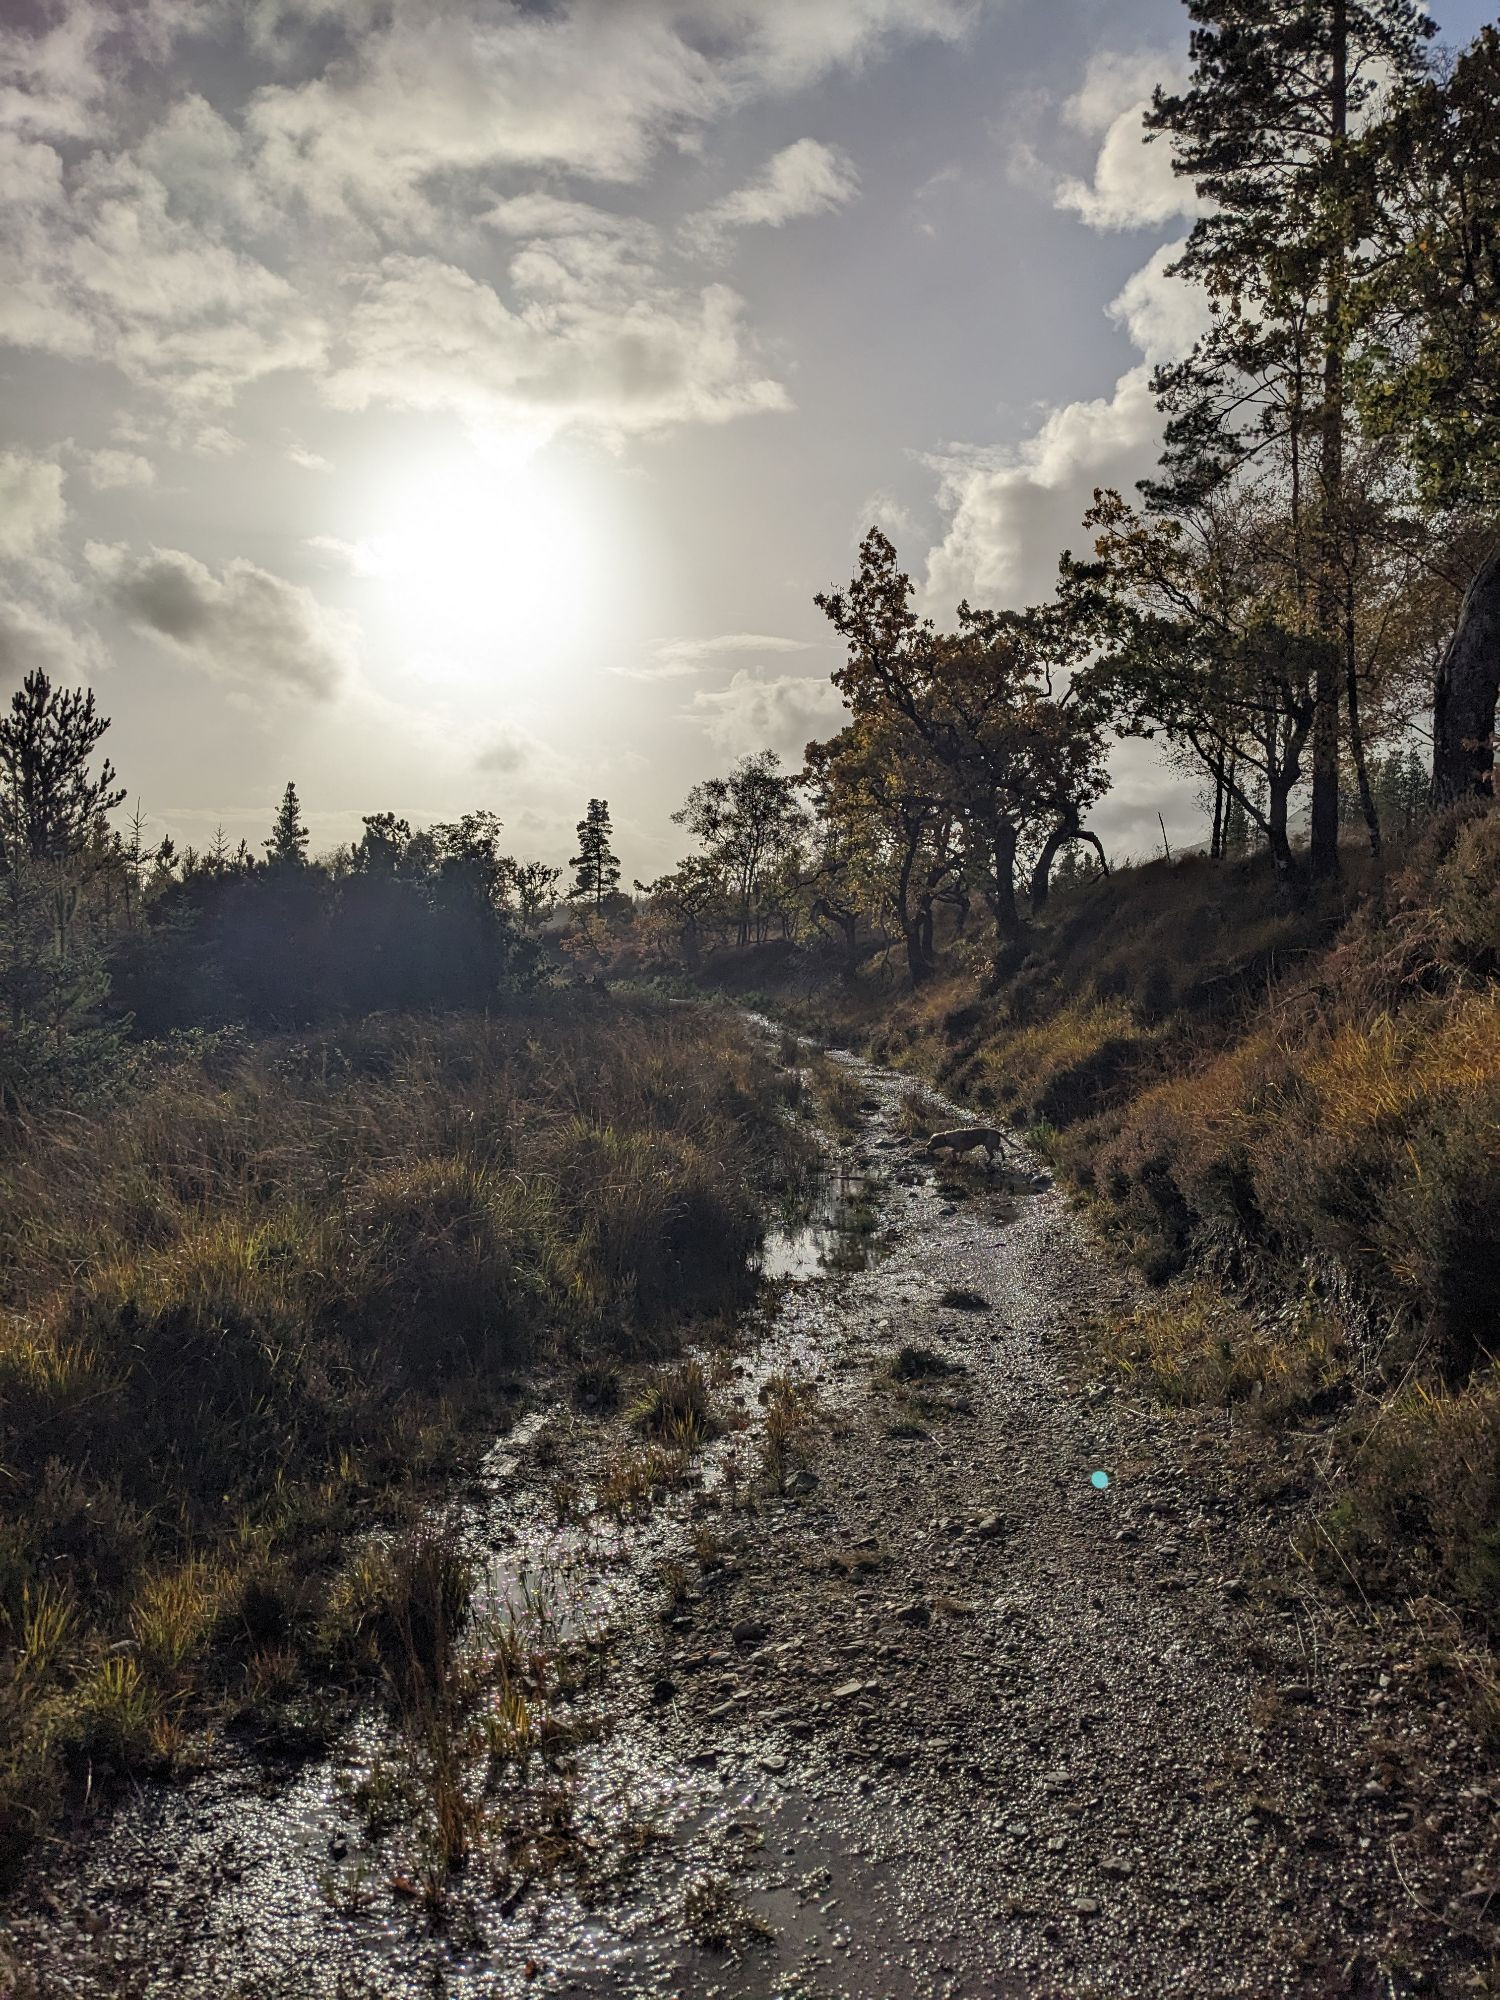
[0,999,799,1871]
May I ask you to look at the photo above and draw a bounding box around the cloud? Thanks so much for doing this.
[483,193,657,246]
[324,253,790,443]
[0,595,104,690]
[93,544,357,700]
[246,0,966,228]
[0,449,66,559]
[689,667,844,757]
[921,231,1208,608]
[84,447,156,491]
[474,720,565,777]
[0,2,189,144]
[1,1,969,444]
[1107,238,1207,366]
[924,365,1162,608]
[1053,49,1197,233]
[683,139,860,254]
[0,141,327,405]
[288,445,332,471]
[627,631,813,680]
[305,533,378,575]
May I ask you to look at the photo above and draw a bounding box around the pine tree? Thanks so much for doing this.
[1146,0,1434,876]
[569,799,620,909]
[0,672,126,1038]
[265,782,310,870]
[0,670,126,864]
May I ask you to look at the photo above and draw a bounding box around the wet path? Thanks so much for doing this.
[11,1027,1500,1998]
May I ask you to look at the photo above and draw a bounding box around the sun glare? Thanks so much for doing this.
[366,448,602,675]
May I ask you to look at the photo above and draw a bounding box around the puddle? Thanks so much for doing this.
[756,1167,884,1281]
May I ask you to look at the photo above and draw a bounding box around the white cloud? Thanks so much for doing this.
[630,631,813,680]
[305,534,378,575]
[0,450,66,559]
[324,253,790,443]
[0,596,104,689]
[922,218,1208,610]
[246,0,966,229]
[689,667,844,757]
[473,719,570,780]
[1053,49,1196,233]
[924,365,1162,608]
[84,447,156,491]
[93,544,357,700]
[288,445,332,471]
[0,142,327,405]
[1107,238,1207,366]
[683,138,860,254]
[483,193,656,245]
[0,1,970,446]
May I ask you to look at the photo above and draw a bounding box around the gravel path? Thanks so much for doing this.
[10,1032,1499,1999]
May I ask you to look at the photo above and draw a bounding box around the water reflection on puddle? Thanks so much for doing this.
[757,1168,884,1281]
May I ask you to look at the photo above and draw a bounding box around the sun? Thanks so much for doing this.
[365,446,602,673]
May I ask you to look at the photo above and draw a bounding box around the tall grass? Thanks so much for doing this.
[0,995,801,1873]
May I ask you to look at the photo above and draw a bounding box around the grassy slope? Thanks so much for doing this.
[759,809,1500,1643]
[0,995,803,1871]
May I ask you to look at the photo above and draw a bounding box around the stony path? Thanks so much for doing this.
[10,1033,1500,1999]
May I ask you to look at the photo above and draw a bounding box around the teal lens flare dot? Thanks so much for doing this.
[1090,1470,1111,1490]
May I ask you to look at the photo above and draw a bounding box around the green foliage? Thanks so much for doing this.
[1354,25,1500,509]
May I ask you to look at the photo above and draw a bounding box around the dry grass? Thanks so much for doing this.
[0,995,803,1874]
[1317,1373,1500,1635]
[758,1372,819,1492]
[627,1358,719,1448]
[1096,1283,1347,1415]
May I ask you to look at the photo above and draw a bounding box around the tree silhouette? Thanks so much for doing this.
[570,799,620,908]
[265,782,310,869]
[1146,0,1434,875]
[0,670,125,864]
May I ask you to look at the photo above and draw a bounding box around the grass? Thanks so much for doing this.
[1094,1283,1347,1416]
[682,1873,775,1950]
[806,1054,864,1133]
[626,1358,720,1448]
[0,994,807,1875]
[1314,1373,1500,1637]
[758,1372,819,1492]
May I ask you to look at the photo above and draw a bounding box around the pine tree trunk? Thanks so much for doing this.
[1309,0,1349,882]
[1433,544,1500,807]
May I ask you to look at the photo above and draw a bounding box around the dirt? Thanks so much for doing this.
[7,1026,1500,1999]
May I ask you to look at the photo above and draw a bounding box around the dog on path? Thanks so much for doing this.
[925,1125,1005,1166]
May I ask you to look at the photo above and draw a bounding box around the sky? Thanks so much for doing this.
[1,0,1491,880]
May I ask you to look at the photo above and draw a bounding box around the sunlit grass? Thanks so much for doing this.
[0,996,805,1875]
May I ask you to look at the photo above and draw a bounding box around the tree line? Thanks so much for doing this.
[0,684,638,1101]
[643,3,1499,979]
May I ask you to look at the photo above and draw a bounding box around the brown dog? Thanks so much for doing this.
[925,1125,1004,1165]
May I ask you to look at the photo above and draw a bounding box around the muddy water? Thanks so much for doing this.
[13,1022,1497,1999]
